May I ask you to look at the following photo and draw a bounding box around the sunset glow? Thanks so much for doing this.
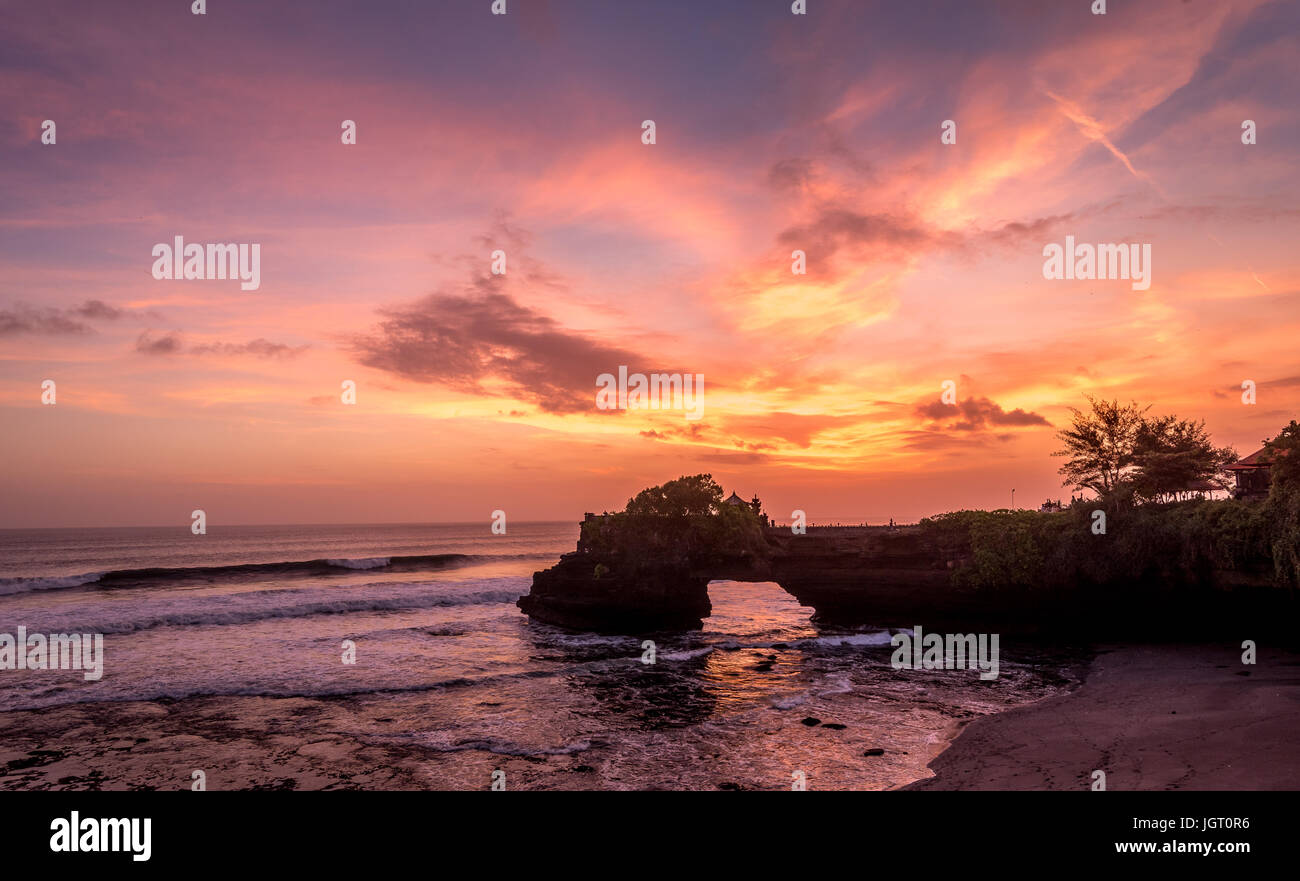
[2,0,1297,527]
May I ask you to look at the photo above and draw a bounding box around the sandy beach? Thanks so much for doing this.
[908,643,1300,790]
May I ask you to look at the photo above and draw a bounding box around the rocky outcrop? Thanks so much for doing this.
[518,524,971,633]
[518,551,712,632]
[764,527,960,623]
[518,518,1294,635]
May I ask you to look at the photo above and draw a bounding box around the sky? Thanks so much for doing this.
[1,0,1297,528]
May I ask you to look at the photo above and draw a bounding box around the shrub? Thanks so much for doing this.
[921,499,1275,591]
[580,474,767,569]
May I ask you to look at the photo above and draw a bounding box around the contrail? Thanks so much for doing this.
[1043,89,1166,199]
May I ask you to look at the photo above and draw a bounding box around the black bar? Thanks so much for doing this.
[2,791,1286,867]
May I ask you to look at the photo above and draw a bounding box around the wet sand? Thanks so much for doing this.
[0,648,1070,792]
[9,644,1288,792]
[0,684,975,792]
[908,643,1300,790]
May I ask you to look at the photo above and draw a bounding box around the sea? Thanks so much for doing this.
[0,522,1079,790]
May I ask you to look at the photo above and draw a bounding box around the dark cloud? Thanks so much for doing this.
[137,332,306,359]
[768,158,814,191]
[135,330,183,355]
[1214,375,1300,400]
[350,282,652,414]
[190,339,308,359]
[72,299,123,321]
[817,125,877,179]
[698,450,772,465]
[978,212,1076,247]
[0,307,90,336]
[915,396,1051,431]
[639,423,708,443]
[0,300,126,336]
[472,216,533,252]
[777,208,939,265]
[775,206,1070,271]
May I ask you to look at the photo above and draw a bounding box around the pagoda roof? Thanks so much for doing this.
[1226,448,1272,470]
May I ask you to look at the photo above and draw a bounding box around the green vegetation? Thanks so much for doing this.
[1263,420,1300,585]
[922,501,1274,592]
[575,411,1300,595]
[580,474,767,567]
[924,409,1299,592]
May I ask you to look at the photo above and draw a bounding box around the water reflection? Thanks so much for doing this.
[522,579,837,727]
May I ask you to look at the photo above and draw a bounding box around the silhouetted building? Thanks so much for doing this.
[723,490,767,523]
[1179,479,1222,500]
[1226,448,1273,499]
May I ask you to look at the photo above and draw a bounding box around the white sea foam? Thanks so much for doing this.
[659,646,715,661]
[770,674,855,710]
[13,581,524,636]
[818,675,854,696]
[0,572,104,596]
[803,631,894,648]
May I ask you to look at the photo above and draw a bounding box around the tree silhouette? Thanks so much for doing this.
[1053,396,1147,496]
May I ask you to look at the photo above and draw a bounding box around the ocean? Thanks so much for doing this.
[0,522,1078,790]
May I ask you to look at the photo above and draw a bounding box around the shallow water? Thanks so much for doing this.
[0,523,1079,790]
